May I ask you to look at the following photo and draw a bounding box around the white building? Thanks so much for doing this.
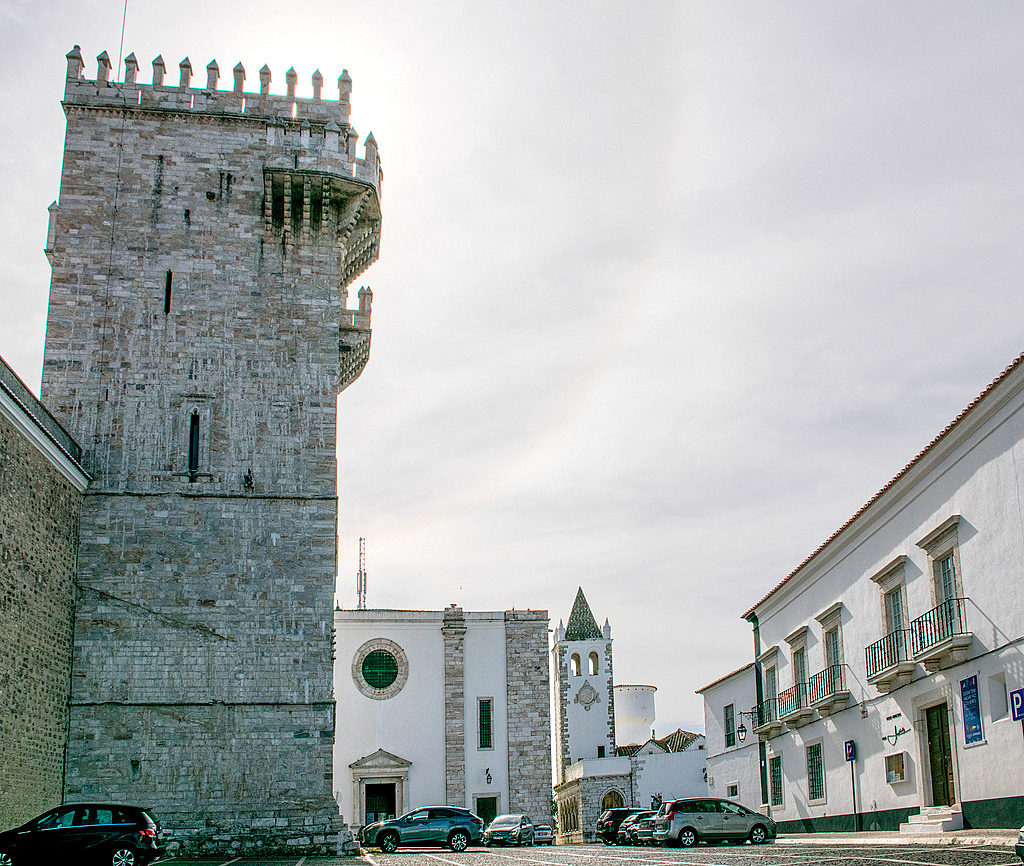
[697,664,762,812]
[733,353,1024,832]
[333,605,550,831]
[551,589,706,842]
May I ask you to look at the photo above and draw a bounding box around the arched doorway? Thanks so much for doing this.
[601,790,625,811]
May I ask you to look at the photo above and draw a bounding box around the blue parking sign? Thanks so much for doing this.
[1011,688,1024,722]
[844,740,856,762]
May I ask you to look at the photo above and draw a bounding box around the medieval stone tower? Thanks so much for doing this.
[40,46,381,854]
[551,588,615,782]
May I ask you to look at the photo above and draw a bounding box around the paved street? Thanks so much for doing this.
[159,840,1021,866]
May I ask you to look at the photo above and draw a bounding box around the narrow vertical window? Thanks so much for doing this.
[824,627,841,669]
[164,270,173,314]
[188,410,200,482]
[769,756,784,806]
[937,553,957,602]
[570,654,581,677]
[806,742,825,801]
[588,651,599,675]
[724,703,735,747]
[478,698,493,749]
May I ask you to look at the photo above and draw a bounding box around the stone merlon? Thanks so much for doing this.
[62,45,380,196]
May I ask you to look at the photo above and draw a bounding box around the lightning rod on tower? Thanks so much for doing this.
[356,537,367,610]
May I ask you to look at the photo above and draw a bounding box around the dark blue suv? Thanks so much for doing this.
[360,806,484,853]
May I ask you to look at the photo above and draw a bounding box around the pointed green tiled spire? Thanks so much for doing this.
[564,587,602,640]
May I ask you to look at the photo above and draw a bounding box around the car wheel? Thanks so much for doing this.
[111,848,137,866]
[678,827,698,848]
[749,824,768,844]
[603,836,614,845]
[448,830,469,852]
[0,849,14,866]
[379,832,399,853]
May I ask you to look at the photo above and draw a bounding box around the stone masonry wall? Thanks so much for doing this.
[39,47,380,854]
[553,643,569,781]
[0,409,82,830]
[504,610,551,821]
[604,640,616,751]
[442,606,467,806]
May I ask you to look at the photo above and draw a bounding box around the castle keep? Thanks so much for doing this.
[40,45,381,854]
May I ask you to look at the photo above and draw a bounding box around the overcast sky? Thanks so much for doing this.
[2,1,1023,736]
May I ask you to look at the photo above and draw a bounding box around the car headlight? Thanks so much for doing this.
[1017,827,1024,844]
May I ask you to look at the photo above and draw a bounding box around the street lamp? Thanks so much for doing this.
[736,708,759,743]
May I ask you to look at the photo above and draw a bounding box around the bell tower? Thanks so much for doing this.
[41,45,381,855]
[551,587,616,781]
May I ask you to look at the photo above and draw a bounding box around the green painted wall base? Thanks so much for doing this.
[777,807,913,834]
[776,795,1024,834]
[963,795,1024,829]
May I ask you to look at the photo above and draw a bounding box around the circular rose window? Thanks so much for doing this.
[352,638,409,700]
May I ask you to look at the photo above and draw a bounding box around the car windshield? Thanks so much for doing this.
[489,816,520,827]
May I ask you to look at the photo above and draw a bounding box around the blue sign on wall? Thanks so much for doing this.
[844,740,856,762]
[961,675,983,745]
[1011,688,1024,722]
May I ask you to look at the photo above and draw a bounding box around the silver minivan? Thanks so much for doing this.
[652,798,775,847]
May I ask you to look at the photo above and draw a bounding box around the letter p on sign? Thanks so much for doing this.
[1011,688,1024,722]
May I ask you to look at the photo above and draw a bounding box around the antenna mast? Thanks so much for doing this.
[356,537,367,610]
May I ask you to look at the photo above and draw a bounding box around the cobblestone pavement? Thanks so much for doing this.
[160,840,1021,866]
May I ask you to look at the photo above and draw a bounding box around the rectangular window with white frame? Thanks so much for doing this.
[768,755,783,807]
[806,742,826,802]
[917,515,964,606]
[478,698,493,750]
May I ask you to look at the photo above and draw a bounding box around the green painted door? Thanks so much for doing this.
[925,703,955,806]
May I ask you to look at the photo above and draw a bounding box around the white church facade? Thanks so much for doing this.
[333,605,551,832]
[552,589,706,843]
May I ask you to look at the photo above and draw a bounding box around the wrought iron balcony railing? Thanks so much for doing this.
[865,628,912,679]
[777,682,808,718]
[910,597,968,655]
[808,664,846,704]
[755,697,778,728]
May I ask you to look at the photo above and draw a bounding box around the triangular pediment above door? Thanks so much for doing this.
[350,748,412,770]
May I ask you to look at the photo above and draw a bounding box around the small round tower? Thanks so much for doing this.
[613,684,657,746]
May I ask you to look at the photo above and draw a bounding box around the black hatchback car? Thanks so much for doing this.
[596,808,643,844]
[0,804,164,866]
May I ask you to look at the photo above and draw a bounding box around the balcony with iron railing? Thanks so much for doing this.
[910,597,972,672]
[777,681,815,729]
[807,664,850,716]
[865,628,916,693]
[753,697,783,739]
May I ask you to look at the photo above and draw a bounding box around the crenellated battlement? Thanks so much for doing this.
[63,45,381,194]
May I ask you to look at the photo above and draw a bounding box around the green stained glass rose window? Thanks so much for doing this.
[362,649,399,689]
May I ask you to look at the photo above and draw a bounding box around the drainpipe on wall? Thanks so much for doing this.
[745,612,770,811]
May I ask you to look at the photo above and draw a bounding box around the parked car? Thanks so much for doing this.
[0,803,164,866]
[616,811,655,845]
[1016,825,1024,863]
[482,814,534,846]
[634,812,658,845]
[596,807,643,844]
[533,824,554,845]
[360,806,483,853]
[652,797,776,847]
